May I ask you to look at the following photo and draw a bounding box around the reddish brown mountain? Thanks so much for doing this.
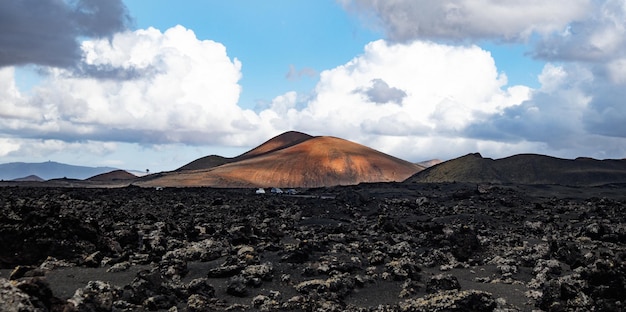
[139,132,422,188]
[87,170,137,182]
[176,131,314,171]
[235,131,314,161]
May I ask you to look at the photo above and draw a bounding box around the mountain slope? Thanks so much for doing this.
[176,131,314,171]
[141,133,422,188]
[405,153,626,186]
[176,155,231,171]
[234,130,314,161]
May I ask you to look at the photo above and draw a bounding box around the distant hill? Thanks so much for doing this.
[405,153,626,186]
[0,161,120,180]
[139,131,423,188]
[87,170,137,182]
[11,175,44,182]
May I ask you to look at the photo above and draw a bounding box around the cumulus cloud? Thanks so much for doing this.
[465,61,626,158]
[342,0,626,65]
[0,0,131,68]
[262,39,530,158]
[340,0,590,42]
[0,138,20,157]
[0,26,277,149]
[330,0,626,160]
[467,64,592,145]
[357,78,407,104]
[262,36,626,161]
[4,3,626,168]
[533,0,626,62]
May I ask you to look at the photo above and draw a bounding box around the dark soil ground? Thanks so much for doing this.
[0,182,624,311]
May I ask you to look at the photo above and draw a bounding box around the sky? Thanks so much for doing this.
[1,0,626,172]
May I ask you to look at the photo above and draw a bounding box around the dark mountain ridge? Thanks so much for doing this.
[405,153,626,186]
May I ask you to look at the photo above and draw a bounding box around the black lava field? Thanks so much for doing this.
[0,183,624,311]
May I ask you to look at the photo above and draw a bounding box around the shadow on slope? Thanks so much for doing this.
[176,131,314,171]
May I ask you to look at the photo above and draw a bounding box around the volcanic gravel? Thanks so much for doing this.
[0,183,624,311]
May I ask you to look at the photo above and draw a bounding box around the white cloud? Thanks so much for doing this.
[263,39,531,159]
[468,64,593,144]
[465,60,626,158]
[0,138,20,157]
[4,19,626,169]
[341,0,590,42]
[262,37,626,161]
[329,0,626,161]
[266,40,528,135]
[342,0,626,67]
[0,26,278,147]
[525,0,626,62]
[0,67,34,119]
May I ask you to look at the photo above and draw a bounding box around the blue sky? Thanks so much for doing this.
[125,0,543,107]
[1,0,626,172]
[125,1,372,110]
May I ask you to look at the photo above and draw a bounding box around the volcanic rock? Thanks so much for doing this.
[399,289,497,311]
[0,183,624,311]
[426,274,461,293]
[226,276,248,297]
[68,281,122,311]
[0,277,37,312]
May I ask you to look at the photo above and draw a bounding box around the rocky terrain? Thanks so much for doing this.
[0,183,624,311]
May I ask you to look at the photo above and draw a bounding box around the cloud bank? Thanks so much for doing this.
[334,0,626,159]
[0,0,130,68]
[0,26,271,148]
[260,39,534,161]
[2,0,626,169]
[340,0,591,42]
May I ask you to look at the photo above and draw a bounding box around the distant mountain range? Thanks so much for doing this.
[5,133,625,188]
[0,161,127,181]
[405,153,626,186]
